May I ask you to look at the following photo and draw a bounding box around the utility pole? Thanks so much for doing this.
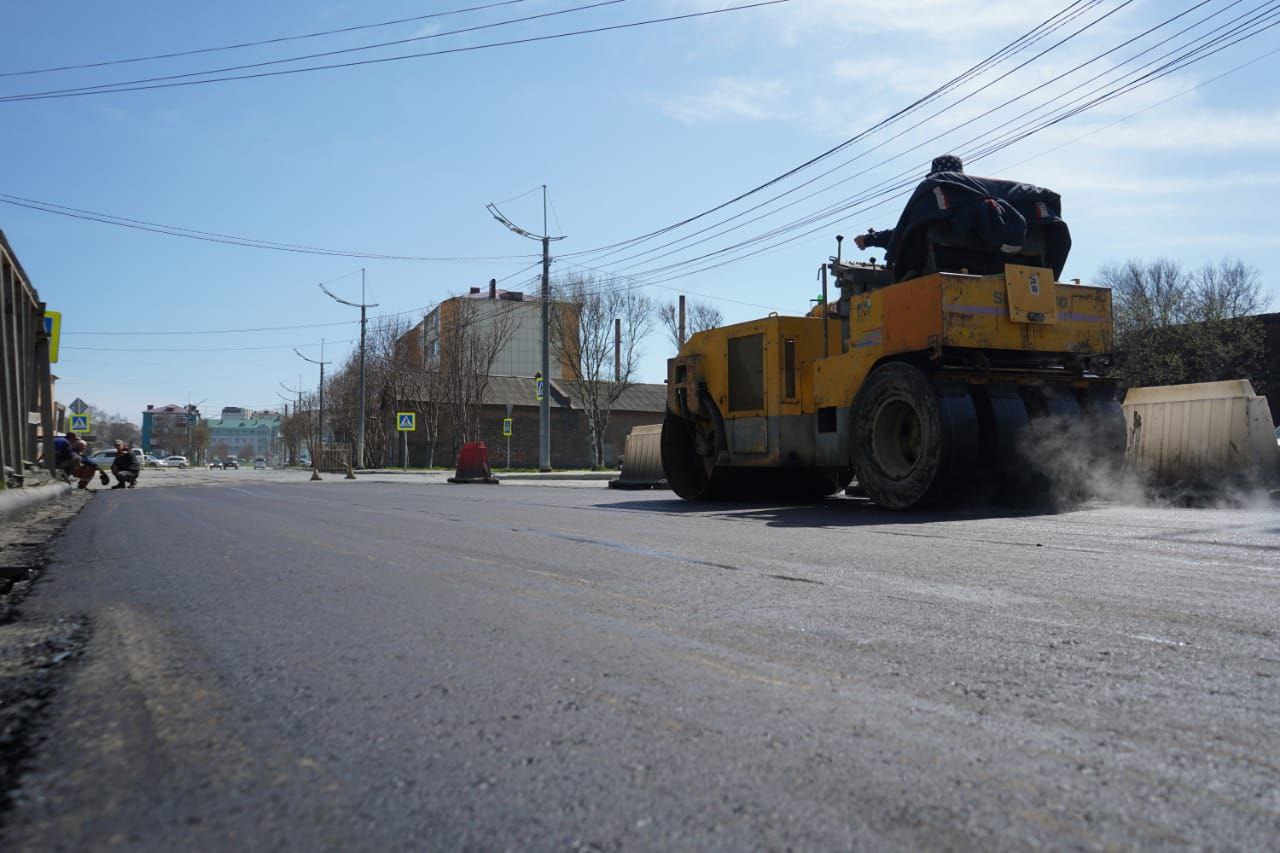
[487,185,565,472]
[295,341,331,479]
[614,317,622,382]
[320,273,377,470]
[280,383,304,465]
[678,294,687,347]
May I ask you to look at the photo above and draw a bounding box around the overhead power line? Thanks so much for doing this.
[590,0,1235,278]
[62,338,354,353]
[0,193,539,262]
[0,1,791,103]
[560,0,1107,262]
[577,0,1138,272]
[0,0,538,78]
[583,0,1280,289]
[0,0,632,101]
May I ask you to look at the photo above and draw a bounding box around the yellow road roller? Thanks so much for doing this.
[661,172,1124,510]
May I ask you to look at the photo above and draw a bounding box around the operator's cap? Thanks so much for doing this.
[929,154,963,174]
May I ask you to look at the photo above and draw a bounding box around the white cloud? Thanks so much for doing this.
[655,77,792,124]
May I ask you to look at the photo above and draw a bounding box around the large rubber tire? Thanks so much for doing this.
[851,363,978,510]
[661,413,720,500]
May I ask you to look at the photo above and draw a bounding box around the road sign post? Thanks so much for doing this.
[397,412,416,471]
[504,404,513,471]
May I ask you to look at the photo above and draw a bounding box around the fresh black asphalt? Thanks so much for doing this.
[3,480,1278,850]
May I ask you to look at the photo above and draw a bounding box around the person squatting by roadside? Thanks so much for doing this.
[854,154,965,252]
[55,433,109,489]
[111,440,139,489]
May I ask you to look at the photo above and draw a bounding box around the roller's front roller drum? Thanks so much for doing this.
[661,412,733,501]
[851,363,979,510]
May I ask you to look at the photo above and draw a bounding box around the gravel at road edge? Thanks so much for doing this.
[0,491,91,821]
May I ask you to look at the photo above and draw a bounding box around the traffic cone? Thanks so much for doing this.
[448,442,499,484]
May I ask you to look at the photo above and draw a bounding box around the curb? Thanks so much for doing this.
[0,482,73,525]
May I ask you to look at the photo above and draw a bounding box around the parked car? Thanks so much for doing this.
[86,449,119,469]
[163,455,189,469]
[254,457,266,470]
[224,457,239,470]
[144,454,165,467]
[88,447,151,469]
[209,459,224,470]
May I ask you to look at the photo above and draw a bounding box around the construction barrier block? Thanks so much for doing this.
[608,424,668,490]
[1122,379,1280,490]
[448,441,500,485]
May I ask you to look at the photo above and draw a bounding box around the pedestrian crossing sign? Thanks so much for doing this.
[502,417,512,437]
[69,413,90,433]
[397,412,416,431]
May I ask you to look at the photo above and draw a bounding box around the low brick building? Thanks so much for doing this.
[385,376,666,469]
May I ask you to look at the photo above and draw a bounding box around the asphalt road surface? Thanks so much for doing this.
[4,476,1278,850]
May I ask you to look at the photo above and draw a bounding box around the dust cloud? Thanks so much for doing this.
[1010,413,1278,511]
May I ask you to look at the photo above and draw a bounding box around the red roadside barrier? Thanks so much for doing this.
[448,441,499,484]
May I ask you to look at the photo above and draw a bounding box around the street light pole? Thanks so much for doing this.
[295,341,331,479]
[320,275,378,470]
[487,185,565,472]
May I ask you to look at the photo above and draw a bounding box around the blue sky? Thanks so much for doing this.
[4,0,1278,421]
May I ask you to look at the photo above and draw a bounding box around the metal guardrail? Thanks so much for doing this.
[0,231,55,484]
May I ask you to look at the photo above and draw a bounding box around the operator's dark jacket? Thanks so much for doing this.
[862,171,1069,281]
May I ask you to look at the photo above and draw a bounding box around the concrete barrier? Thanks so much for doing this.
[608,424,668,490]
[1122,379,1280,490]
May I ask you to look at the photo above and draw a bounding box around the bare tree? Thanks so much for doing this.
[279,407,309,465]
[1191,258,1266,320]
[551,273,655,469]
[657,298,723,352]
[291,392,319,463]
[189,421,211,463]
[1101,258,1188,336]
[1096,257,1270,392]
[316,315,422,467]
[438,296,518,450]
[418,359,446,468]
[368,315,420,466]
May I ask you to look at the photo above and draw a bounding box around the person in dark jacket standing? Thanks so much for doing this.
[854,154,965,251]
[110,440,140,489]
